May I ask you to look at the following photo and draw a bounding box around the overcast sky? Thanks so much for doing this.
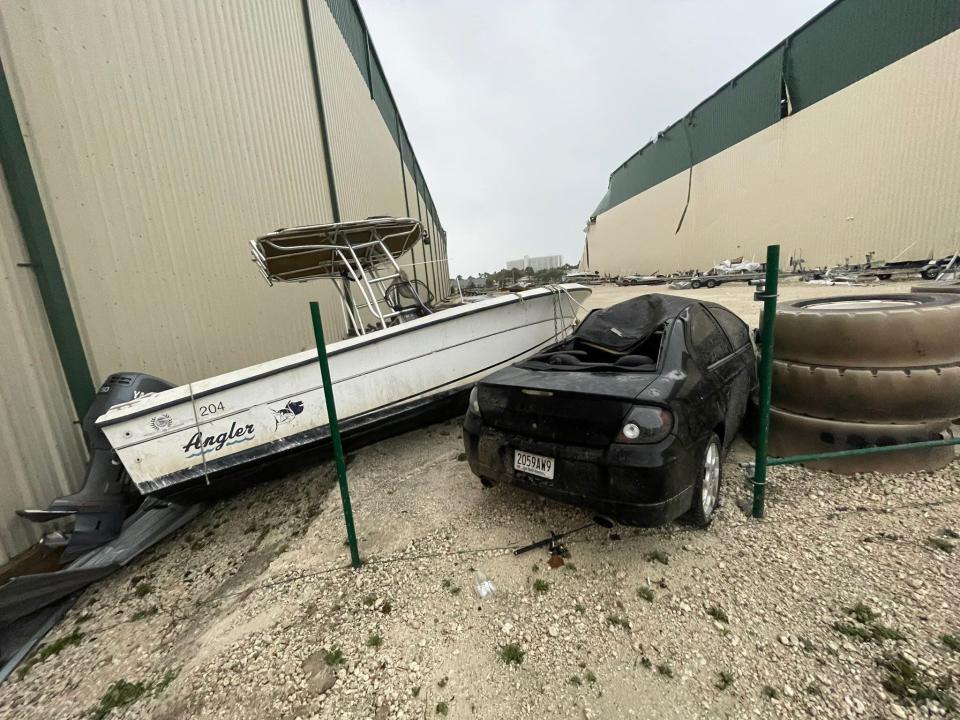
[361,0,833,277]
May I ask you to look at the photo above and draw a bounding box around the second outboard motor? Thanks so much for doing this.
[18,372,174,561]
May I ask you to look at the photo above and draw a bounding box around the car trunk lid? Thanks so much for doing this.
[477,367,657,447]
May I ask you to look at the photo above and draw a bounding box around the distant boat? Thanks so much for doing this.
[617,275,666,286]
[563,271,604,285]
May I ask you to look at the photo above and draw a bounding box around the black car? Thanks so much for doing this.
[462,294,756,527]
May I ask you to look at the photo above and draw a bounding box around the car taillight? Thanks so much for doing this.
[616,406,672,444]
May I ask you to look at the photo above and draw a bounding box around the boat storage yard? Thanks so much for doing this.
[1,280,958,720]
[2,2,960,720]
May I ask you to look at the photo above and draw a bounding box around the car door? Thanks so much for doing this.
[705,305,756,445]
[684,305,733,442]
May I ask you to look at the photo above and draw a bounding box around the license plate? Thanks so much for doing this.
[514,450,555,480]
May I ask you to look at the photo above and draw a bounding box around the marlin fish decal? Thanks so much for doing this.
[271,400,305,429]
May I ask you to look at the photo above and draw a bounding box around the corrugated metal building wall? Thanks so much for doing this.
[0,0,448,563]
[582,0,960,275]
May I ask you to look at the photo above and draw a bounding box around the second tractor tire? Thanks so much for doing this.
[771,360,960,423]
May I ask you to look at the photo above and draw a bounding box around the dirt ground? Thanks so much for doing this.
[1,279,957,720]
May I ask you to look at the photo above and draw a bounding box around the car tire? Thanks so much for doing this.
[771,360,960,422]
[767,407,955,474]
[479,476,496,488]
[689,433,721,527]
[771,293,960,367]
[921,268,940,280]
[911,283,960,295]
[705,279,718,289]
[691,279,702,289]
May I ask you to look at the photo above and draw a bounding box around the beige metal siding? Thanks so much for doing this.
[0,174,87,565]
[0,0,345,387]
[584,30,960,275]
[0,0,449,560]
[310,0,406,223]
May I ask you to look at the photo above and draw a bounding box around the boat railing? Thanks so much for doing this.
[251,217,433,336]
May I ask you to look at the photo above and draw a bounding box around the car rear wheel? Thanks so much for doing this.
[690,433,721,527]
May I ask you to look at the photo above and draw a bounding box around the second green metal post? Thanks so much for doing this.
[752,244,780,519]
[310,301,361,568]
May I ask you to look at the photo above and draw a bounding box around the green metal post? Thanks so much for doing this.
[310,301,361,568]
[752,244,780,519]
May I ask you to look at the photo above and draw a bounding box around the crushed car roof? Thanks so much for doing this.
[575,294,698,353]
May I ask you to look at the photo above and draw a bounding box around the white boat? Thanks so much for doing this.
[97,218,590,495]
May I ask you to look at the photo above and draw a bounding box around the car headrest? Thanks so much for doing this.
[613,354,654,367]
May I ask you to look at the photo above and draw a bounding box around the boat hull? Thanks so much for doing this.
[98,285,590,494]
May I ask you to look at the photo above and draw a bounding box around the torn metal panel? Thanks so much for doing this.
[0,499,202,627]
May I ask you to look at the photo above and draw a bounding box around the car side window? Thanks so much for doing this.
[708,307,750,349]
[686,305,732,367]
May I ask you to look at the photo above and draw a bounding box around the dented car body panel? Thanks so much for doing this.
[463,295,756,526]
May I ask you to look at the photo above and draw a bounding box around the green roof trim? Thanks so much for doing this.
[596,0,960,217]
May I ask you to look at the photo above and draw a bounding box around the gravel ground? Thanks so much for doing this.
[1,280,957,720]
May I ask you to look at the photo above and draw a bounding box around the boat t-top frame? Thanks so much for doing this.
[251,217,433,335]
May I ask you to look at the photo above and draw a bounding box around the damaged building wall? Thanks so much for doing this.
[583,1,960,275]
[0,0,448,563]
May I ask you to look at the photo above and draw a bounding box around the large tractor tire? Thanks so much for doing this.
[911,282,960,295]
[771,293,960,367]
[771,360,960,423]
[767,408,955,474]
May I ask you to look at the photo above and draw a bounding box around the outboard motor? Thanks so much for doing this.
[18,372,174,561]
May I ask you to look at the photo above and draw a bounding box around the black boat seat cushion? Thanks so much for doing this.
[613,354,654,367]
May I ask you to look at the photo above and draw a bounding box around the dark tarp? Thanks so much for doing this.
[0,499,203,682]
[574,294,696,354]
